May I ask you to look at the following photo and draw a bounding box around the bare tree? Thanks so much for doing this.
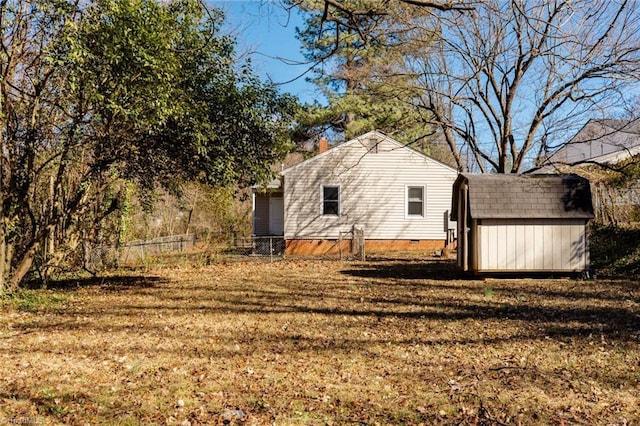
[0,0,80,291]
[414,0,640,172]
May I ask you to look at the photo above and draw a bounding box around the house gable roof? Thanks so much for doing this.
[281,130,457,175]
[452,173,594,219]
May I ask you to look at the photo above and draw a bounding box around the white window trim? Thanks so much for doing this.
[321,184,341,217]
[405,185,425,219]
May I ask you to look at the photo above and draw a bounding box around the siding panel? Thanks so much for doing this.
[543,224,554,270]
[571,225,582,270]
[505,224,515,270]
[485,224,492,269]
[478,219,588,271]
[524,225,535,269]
[515,222,524,268]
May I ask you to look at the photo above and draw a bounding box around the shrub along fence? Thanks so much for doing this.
[589,223,640,277]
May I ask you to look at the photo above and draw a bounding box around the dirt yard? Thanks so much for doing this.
[0,258,638,425]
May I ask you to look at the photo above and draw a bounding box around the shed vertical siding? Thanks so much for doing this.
[283,136,457,241]
[477,219,588,271]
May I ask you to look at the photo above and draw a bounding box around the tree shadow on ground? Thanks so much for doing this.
[342,259,470,280]
[26,275,165,291]
[341,259,579,281]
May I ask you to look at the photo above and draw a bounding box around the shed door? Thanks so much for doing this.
[269,197,284,235]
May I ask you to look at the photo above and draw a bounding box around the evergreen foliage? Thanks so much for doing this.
[290,0,453,163]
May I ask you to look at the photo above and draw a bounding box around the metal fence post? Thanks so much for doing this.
[269,237,273,263]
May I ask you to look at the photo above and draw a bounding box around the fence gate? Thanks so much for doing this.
[352,225,365,261]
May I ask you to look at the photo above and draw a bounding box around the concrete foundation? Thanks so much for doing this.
[284,239,446,256]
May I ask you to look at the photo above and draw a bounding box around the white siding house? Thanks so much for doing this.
[451,173,594,274]
[540,119,640,167]
[255,131,458,256]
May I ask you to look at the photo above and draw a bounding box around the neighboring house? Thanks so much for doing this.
[451,173,594,274]
[540,119,640,167]
[540,119,640,223]
[253,131,458,256]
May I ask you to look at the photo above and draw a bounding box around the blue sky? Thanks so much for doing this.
[213,1,324,105]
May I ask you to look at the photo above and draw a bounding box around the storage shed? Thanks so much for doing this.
[451,173,594,273]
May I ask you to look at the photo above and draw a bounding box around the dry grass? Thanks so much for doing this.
[0,257,639,425]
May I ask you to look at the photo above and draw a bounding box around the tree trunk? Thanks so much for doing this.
[0,219,5,293]
[10,242,39,290]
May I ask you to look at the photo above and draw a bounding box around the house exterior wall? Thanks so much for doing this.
[557,139,620,164]
[475,218,589,272]
[543,119,640,166]
[283,135,457,246]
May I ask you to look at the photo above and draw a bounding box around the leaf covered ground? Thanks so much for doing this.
[0,258,638,425]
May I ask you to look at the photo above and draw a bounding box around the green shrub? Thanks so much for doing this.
[2,290,65,312]
[590,223,640,277]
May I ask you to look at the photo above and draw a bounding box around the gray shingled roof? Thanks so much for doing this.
[453,173,594,219]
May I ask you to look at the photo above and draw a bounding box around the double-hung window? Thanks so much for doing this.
[322,185,340,216]
[406,186,425,217]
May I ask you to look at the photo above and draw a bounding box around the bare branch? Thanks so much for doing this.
[417,0,640,172]
[397,0,473,11]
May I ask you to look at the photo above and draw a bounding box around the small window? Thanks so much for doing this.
[407,186,424,217]
[322,185,340,216]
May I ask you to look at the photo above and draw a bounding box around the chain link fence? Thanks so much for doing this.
[235,236,285,259]
[87,234,197,267]
[87,234,288,268]
[120,234,197,263]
